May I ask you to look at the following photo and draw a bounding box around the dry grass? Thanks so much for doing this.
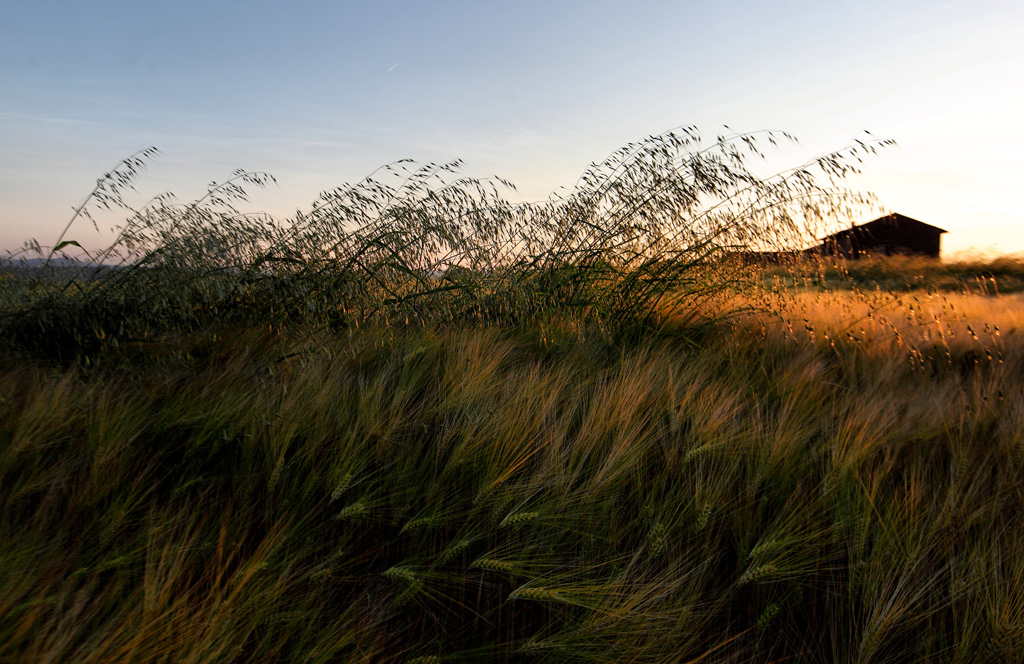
[739,287,1024,376]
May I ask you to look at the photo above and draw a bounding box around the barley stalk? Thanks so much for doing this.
[470,558,517,573]
[334,502,368,521]
[500,511,539,528]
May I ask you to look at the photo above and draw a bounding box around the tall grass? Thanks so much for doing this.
[10,128,1020,662]
[0,128,887,363]
[1,295,1022,662]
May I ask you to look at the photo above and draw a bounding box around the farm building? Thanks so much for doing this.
[813,213,947,259]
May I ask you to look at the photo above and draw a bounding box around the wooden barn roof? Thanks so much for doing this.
[823,213,947,240]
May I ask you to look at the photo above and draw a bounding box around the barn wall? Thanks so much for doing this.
[817,214,944,259]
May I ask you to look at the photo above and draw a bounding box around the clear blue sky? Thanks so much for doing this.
[2,0,1022,256]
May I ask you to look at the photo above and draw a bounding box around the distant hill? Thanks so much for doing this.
[0,256,122,280]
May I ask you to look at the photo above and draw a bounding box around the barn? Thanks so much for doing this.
[814,213,947,259]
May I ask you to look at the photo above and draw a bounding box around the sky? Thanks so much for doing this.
[2,0,1022,257]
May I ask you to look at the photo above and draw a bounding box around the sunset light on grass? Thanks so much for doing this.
[2,2,1023,663]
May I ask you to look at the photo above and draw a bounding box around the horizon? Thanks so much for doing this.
[2,0,1022,257]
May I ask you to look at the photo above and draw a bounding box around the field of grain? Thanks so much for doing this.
[2,132,1021,663]
[3,279,1022,663]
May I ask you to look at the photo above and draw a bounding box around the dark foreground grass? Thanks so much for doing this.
[2,313,1022,663]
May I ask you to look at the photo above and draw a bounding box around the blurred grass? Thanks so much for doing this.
[2,288,1022,662]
